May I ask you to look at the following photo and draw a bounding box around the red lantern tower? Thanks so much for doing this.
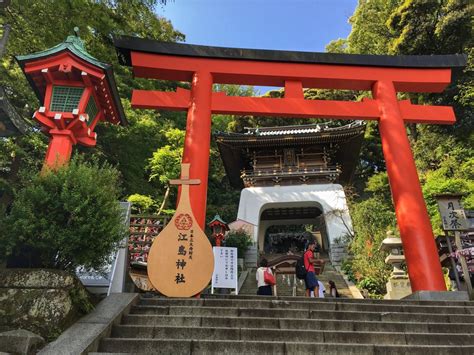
[16,29,126,168]
[208,214,229,247]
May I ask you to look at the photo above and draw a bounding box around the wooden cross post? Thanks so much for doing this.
[169,163,201,187]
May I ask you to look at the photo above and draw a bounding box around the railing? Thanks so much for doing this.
[267,254,325,296]
[241,165,340,186]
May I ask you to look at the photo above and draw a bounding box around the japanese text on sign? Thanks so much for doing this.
[174,227,197,285]
[437,197,468,231]
[211,247,238,291]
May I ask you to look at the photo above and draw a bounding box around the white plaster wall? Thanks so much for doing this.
[236,184,353,249]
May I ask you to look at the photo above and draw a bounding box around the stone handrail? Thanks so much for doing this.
[266,254,325,296]
[267,254,325,275]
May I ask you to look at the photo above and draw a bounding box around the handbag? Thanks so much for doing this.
[263,268,276,286]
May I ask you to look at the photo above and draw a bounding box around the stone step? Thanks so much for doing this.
[137,298,474,315]
[193,294,474,306]
[108,325,474,345]
[129,305,474,323]
[240,273,348,293]
[121,315,474,333]
[97,339,474,354]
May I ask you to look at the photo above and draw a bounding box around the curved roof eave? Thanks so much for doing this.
[114,35,467,69]
[16,47,127,126]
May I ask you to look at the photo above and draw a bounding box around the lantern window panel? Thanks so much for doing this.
[50,86,84,112]
[85,96,99,124]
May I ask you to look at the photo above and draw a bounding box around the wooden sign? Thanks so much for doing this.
[147,164,214,297]
[436,195,468,231]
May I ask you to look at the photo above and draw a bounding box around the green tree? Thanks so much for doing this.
[127,193,155,214]
[0,157,126,271]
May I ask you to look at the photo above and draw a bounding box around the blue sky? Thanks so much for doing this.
[158,0,357,51]
[157,0,358,92]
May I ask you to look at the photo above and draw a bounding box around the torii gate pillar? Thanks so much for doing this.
[373,81,445,291]
[181,71,213,226]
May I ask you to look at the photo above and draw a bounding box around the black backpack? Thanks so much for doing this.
[295,255,307,280]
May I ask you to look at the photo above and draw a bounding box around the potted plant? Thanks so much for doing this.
[224,228,253,267]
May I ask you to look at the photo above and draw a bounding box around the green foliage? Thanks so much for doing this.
[346,197,395,294]
[422,162,474,235]
[341,259,356,283]
[147,128,185,209]
[148,130,184,186]
[127,193,155,214]
[69,286,94,314]
[0,157,126,271]
[344,0,400,55]
[224,229,253,258]
[357,276,385,296]
[365,172,392,204]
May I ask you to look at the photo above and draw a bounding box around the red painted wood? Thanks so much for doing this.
[24,52,104,79]
[131,52,452,92]
[24,50,122,169]
[284,80,304,99]
[398,100,456,124]
[180,71,213,228]
[373,80,446,291]
[44,129,76,168]
[132,89,455,124]
[132,88,190,110]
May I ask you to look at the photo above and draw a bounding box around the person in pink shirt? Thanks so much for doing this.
[304,241,319,297]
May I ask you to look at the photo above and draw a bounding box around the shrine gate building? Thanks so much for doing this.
[216,122,365,265]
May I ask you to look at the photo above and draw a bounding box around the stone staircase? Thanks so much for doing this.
[91,295,474,354]
[240,253,351,298]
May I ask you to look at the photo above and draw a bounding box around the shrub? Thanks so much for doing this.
[341,259,356,283]
[357,276,386,296]
[0,156,126,271]
[127,193,155,214]
[224,229,253,258]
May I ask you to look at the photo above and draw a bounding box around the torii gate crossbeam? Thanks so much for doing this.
[114,37,466,293]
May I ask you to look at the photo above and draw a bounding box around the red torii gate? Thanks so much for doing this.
[115,37,466,292]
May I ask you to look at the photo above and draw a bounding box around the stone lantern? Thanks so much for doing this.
[208,214,229,247]
[380,231,411,299]
[15,28,126,169]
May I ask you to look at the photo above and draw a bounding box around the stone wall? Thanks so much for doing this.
[329,243,348,268]
[0,269,92,340]
[244,245,258,268]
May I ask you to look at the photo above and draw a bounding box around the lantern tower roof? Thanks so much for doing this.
[15,29,126,126]
[208,214,229,229]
